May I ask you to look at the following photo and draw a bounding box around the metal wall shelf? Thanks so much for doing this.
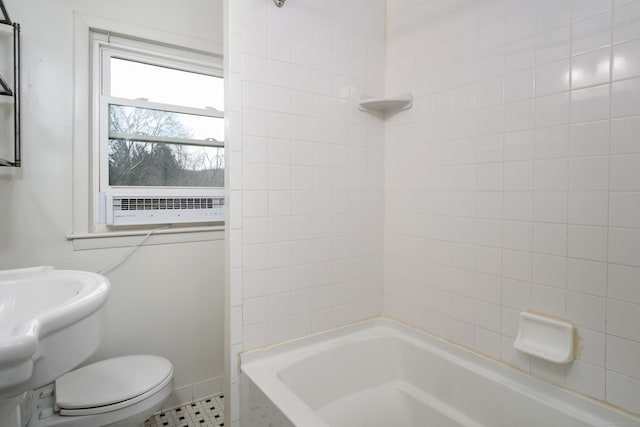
[0,0,21,167]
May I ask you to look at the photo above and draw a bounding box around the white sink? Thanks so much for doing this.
[0,266,110,399]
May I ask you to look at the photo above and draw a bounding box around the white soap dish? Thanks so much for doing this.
[513,311,575,364]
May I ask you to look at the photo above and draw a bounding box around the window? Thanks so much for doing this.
[91,31,224,228]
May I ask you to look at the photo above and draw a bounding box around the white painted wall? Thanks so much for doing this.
[385,0,640,415]
[0,0,225,406]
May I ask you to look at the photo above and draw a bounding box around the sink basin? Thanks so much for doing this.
[0,266,110,399]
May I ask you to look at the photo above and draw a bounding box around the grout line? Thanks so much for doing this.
[603,0,617,402]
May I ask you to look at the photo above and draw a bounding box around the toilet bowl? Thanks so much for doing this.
[25,355,173,427]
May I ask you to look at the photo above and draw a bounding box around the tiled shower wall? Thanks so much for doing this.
[385,0,640,414]
[226,0,386,424]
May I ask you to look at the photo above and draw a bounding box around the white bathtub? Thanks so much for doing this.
[241,318,639,427]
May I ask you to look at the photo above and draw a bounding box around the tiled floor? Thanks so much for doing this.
[144,394,224,427]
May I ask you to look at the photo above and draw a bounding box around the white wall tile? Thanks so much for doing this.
[243,243,269,271]
[571,47,611,89]
[506,37,536,72]
[533,222,567,256]
[606,370,640,413]
[567,225,608,261]
[531,283,565,316]
[505,68,535,102]
[572,12,612,54]
[242,81,268,110]
[234,0,640,419]
[243,136,268,163]
[243,322,268,349]
[613,1,640,43]
[476,245,503,276]
[505,130,534,160]
[243,191,268,217]
[534,126,569,159]
[243,217,268,244]
[568,191,609,226]
[532,254,566,288]
[608,264,640,305]
[243,296,268,325]
[503,221,532,251]
[537,25,571,64]
[504,161,534,190]
[243,163,268,190]
[613,38,640,81]
[611,116,640,154]
[475,273,502,303]
[570,84,610,124]
[474,327,502,359]
[502,278,531,309]
[505,99,535,131]
[534,191,568,223]
[538,0,572,33]
[243,27,268,56]
[534,159,568,190]
[536,60,571,95]
[608,227,640,266]
[243,270,268,299]
[612,77,640,118]
[476,219,504,247]
[502,249,532,281]
[477,135,504,163]
[536,92,570,127]
[573,0,612,21]
[569,120,610,157]
[451,319,475,348]
[569,157,609,191]
[243,54,268,83]
[477,163,504,190]
[507,2,537,42]
[567,258,607,296]
[475,300,501,332]
[478,77,505,108]
[607,299,640,341]
[501,335,532,371]
[565,361,605,400]
[566,291,606,331]
[610,155,640,190]
[578,328,606,367]
[374,0,640,416]
[610,192,640,228]
[607,335,640,379]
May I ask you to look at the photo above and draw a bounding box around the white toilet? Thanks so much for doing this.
[25,355,174,427]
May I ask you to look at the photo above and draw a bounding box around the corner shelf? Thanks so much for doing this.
[358,93,413,115]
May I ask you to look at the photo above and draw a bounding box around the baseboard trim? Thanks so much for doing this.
[161,376,225,410]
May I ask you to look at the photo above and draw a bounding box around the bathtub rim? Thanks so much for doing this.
[240,316,640,427]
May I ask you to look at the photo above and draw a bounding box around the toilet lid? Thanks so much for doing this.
[56,355,173,412]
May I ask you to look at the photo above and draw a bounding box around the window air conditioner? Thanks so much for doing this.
[101,190,224,226]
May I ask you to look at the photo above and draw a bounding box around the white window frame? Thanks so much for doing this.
[69,14,225,247]
[93,32,224,231]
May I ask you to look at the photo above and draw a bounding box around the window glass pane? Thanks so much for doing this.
[109,140,224,187]
[109,104,223,143]
[110,58,224,111]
